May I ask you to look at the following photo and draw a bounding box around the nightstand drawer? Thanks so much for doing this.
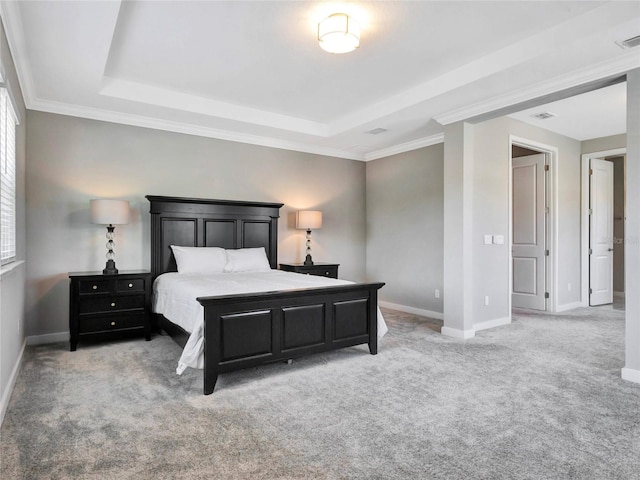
[279,263,339,279]
[116,278,145,293]
[79,295,145,314]
[79,279,111,294]
[298,267,337,277]
[79,314,146,334]
[316,267,338,278]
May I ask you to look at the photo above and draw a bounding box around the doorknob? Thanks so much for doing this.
[608,248,614,252]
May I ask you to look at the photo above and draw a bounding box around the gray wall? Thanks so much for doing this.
[581,134,626,155]
[475,117,582,321]
[25,111,367,338]
[365,144,444,315]
[366,117,584,328]
[441,116,583,334]
[0,19,27,419]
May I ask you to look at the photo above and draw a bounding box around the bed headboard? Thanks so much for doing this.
[146,196,284,279]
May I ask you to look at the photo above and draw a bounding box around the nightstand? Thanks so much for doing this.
[68,270,152,351]
[279,262,339,279]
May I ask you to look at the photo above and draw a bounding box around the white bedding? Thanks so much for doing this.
[153,270,388,374]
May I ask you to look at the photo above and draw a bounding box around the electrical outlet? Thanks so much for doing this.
[484,295,489,306]
[435,289,440,299]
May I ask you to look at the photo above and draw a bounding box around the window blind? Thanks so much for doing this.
[1,88,17,265]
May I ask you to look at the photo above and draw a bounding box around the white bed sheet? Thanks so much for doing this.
[153,270,388,374]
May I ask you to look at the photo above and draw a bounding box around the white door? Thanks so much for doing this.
[512,153,546,310]
[589,158,614,306]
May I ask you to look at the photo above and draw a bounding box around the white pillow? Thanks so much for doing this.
[171,246,227,274]
[224,247,271,273]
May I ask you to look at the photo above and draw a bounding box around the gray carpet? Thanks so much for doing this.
[2,306,639,479]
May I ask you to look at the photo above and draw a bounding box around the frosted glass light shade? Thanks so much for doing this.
[318,13,360,54]
[90,199,130,225]
[296,210,322,230]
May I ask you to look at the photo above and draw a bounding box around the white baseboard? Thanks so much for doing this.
[380,302,513,339]
[441,326,475,339]
[621,367,640,384]
[378,301,443,320]
[474,316,511,332]
[555,301,584,313]
[0,339,26,427]
[27,331,68,345]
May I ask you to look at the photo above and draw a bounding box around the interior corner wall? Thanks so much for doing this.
[0,19,27,421]
[25,111,367,339]
[470,116,582,324]
[365,144,444,315]
[443,122,475,335]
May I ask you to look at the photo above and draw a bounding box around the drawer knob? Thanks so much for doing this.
[92,285,97,290]
[111,321,116,326]
[110,302,116,307]
[128,283,133,288]
[325,271,330,275]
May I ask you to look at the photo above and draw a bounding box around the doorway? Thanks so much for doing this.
[581,149,626,307]
[509,136,557,312]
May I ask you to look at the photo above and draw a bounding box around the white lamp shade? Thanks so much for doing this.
[90,199,130,225]
[318,13,360,54]
[296,210,322,230]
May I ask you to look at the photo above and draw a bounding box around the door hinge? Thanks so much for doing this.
[589,248,593,255]
[588,208,592,215]
[589,288,593,295]
[544,164,550,172]
[545,292,550,299]
[545,249,549,256]
[589,168,593,175]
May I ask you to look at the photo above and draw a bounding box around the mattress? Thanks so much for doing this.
[153,270,388,374]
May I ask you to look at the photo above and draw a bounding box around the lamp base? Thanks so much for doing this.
[304,255,314,266]
[103,259,119,275]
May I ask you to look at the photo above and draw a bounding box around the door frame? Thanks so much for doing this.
[580,147,626,306]
[509,135,558,312]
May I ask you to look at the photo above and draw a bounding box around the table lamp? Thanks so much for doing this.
[90,199,130,274]
[296,210,322,266]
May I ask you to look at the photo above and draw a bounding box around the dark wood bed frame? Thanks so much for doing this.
[147,195,384,394]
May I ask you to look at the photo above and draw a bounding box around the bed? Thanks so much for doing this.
[147,195,385,394]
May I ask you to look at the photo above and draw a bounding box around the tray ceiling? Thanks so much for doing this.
[1,1,638,160]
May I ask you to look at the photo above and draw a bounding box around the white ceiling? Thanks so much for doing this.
[1,1,638,161]
[509,81,627,141]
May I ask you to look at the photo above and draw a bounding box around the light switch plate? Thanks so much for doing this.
[493,235,505,245]
[484,235,492,245]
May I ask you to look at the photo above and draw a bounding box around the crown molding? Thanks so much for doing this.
[434,51,640,126]
[100,76,330,138]
[30,95,443,163]
[364,133,444,161]
[0,0,37,108]
[28,97,366,161]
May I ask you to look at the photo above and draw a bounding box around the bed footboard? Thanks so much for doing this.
[197,282,384,395]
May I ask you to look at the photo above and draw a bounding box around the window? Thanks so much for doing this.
[1,87,17,265]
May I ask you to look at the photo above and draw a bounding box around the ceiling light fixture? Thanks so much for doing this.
[318,13,360,54]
